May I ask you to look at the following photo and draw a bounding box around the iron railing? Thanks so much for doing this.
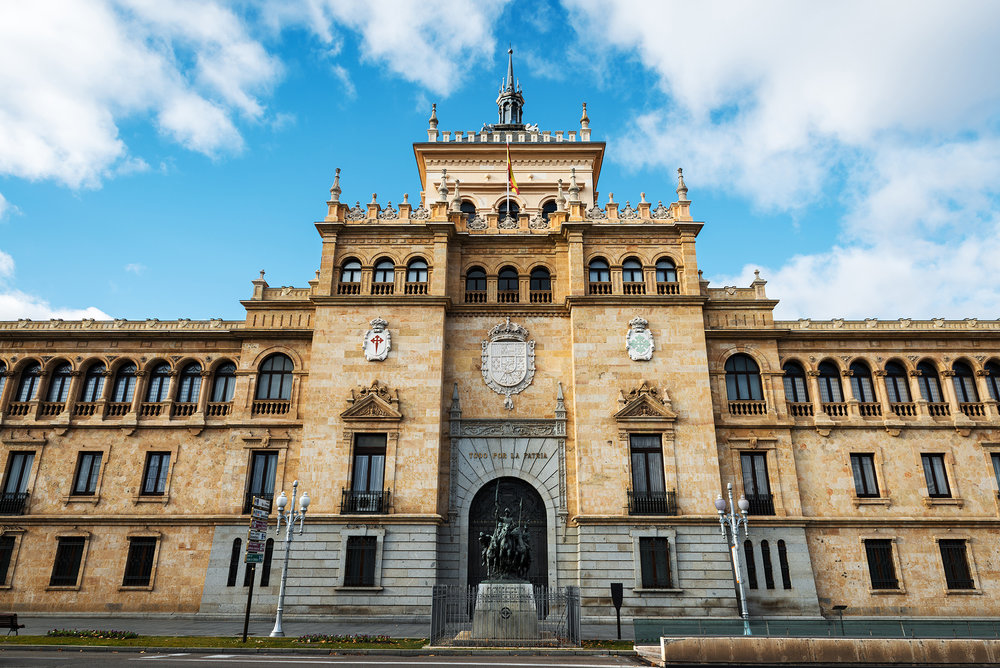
[340,489,390,514]
[633,618,1000,643]
[627,489,677,515]
[0,492,29,515]
[745,493,775,515]
[430,584,580,647]
[243,491,273,514]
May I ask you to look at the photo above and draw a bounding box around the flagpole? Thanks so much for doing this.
[506,144,511,221]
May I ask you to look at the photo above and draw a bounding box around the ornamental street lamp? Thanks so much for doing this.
[715,482,752,636]
[270,480,310,637]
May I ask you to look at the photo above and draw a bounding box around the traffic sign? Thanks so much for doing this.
[249,518,268,531]
[251,508,269,519]
[252,497,271,510]
[245,552,263,564]
[247,539,266,553]
[248,529,267,542]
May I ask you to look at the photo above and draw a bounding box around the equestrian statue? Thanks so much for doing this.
[478,481,532,581]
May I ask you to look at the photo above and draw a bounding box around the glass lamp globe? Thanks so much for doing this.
[299,492,311,511]
[737,495,750,513]
[714,495,727,512]
[275,491,288,510]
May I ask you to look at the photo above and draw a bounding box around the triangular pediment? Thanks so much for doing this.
[341,393,402,421]
[614,381,677,422]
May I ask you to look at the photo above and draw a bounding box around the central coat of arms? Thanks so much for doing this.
[481,318,535,410]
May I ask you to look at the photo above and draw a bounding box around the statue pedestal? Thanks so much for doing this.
[471,581,539,641]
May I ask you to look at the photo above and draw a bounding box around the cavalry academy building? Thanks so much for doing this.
[1,58,999,624]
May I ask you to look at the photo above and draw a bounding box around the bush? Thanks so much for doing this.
[295,633,392,644]
[47,629,139,640]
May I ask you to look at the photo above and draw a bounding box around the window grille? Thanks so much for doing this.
[49,537,85,587]
[864,539,899,589]
[122,537,157,587]
[638,537,671,589]
[344,536,377,587]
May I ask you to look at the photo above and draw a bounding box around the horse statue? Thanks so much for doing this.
[478,486,532,581]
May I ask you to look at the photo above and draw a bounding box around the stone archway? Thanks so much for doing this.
[467,477,548,588]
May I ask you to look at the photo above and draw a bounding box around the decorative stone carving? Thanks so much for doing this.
[614,381,677,421]
[410,205,430,220]
[377,202,398,220]
[467,214,487,230]
[481,318,536,410]
[651,201,671,220]
[626,316,654,361]
[362,317,391,361]
[342,380,402,421]
[346,201,366,221]
[528,213,549,229]
[585,203,607,220]
[620,201,639,220]
[498,215,518,229]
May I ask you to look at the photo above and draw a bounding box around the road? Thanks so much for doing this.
[0,651,646,668]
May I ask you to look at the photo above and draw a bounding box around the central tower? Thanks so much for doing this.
[495,48,525,129]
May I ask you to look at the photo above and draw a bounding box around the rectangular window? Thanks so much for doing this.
[3,452,34,495]
[352,435,386,492]
[741,452,774,515]
[0,535,15,586]
[939,539,974,590]
[49,537,85,587]
[630,435,665,493]
[921,454,951,498]
[72,452,102,496]
[850,454,880,498]
[991,454,1000,493]
[141,453,170,496]
[864,539,899,589]
[639,537,672,589]
[122,537,157,586]
[245,451,278,512]
[344,536,377,587]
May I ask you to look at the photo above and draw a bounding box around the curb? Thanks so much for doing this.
[0,644,639,657]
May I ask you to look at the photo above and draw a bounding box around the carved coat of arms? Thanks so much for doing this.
[363,317,391,361]
[626,316,654,361]
[481,318,535,410]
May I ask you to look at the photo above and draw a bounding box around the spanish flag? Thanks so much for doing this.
[506,142,519,195]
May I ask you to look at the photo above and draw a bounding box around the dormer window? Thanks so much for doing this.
[541,200,557,222]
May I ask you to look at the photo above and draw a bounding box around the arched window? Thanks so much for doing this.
[211,362,237,403]
[465,266,487,303]
[498,201,519,220]
[498,266,519,303]
[782,361,808,403]
[81,363,106,402]
[760,539,775,590]
[406,258,427,284]
[112,363,137,403]
[338,258,362,295]
[884,361,910,403]
[146,363,171,402]
[0,361,6,401]
[622,257,645,294]
[849,361,876,403]
[176,363,202,403]
[817,361,844,403]
[985,360,1000,402]
[261,538,275,587]
[529,267,551,303]
[655,257,677,284]
[16,362,41,402]
[373,258,394,283]
[725,354,763,401]
[952,361,979,403]
[588,258,610,294]
[540,199,557,222]
[916,361,943,402]
[227,538,242,587]
[460,201,477,222]
[777,540,792,589]
[47,362,73,403]
[743,540,758,590]
[256,354,293,400]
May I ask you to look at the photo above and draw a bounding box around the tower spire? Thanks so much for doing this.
[495,47,525,129]
[506,47,515,91]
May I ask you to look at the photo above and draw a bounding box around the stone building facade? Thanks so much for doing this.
[0,60,998,623]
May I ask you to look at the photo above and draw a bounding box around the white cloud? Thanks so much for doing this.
[0,250,13,278]
[0,193,17,220]
[265,0,508,96]
[0,249,110,319]
[565,0,1000,318]
[124,263,146,275]
[0,0,281,188]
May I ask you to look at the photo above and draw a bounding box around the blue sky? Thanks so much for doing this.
[1,0,999,322]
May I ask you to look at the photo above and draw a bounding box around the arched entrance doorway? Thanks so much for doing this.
[468,477,548,588]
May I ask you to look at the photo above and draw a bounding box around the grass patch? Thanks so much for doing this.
[581,639,634,650]
[0,635,426,650]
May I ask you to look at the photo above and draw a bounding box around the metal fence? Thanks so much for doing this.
[634,618,1000,644]
[430,584,580,647]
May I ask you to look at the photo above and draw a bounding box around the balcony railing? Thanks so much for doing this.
[341,489,390,514]
[139,402,166,417]
[530,290,552,303]
[404,282,428,295]
[928,402,951,417]
[337,282,360,295]
[105,402,131,417]
[745,493,775,516]
[657,281,680,295]
[243,491,274,514]
[728,400,767,416]
[38,401,64,417]
[6,402,31,417]
[172,402,197,417]
[252,400,290,416]
[464,290,486,303]
[498,290,519,303]
[74,402,99,417]
[627,489,677,515]
[0,492,29,515]
[623,282,646,295]
[822,402,848,417]
[371,282,394,295]
[858,402,882,417]
[588,282,612,295]
[890,402,916,417]
[206,402,232,417]
[960,402,985,418]
[787,402,814,417]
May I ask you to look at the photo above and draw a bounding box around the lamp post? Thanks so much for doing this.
[270,480,310,637]
[715,482,752,636]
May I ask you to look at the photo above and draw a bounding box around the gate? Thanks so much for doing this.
[429,584,580,647]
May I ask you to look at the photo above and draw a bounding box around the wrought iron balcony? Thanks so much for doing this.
[745,493,775,516]
[341,489,390,514]
[0,492,29,515]
[243,491,273,514]
[626,489,677,515]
